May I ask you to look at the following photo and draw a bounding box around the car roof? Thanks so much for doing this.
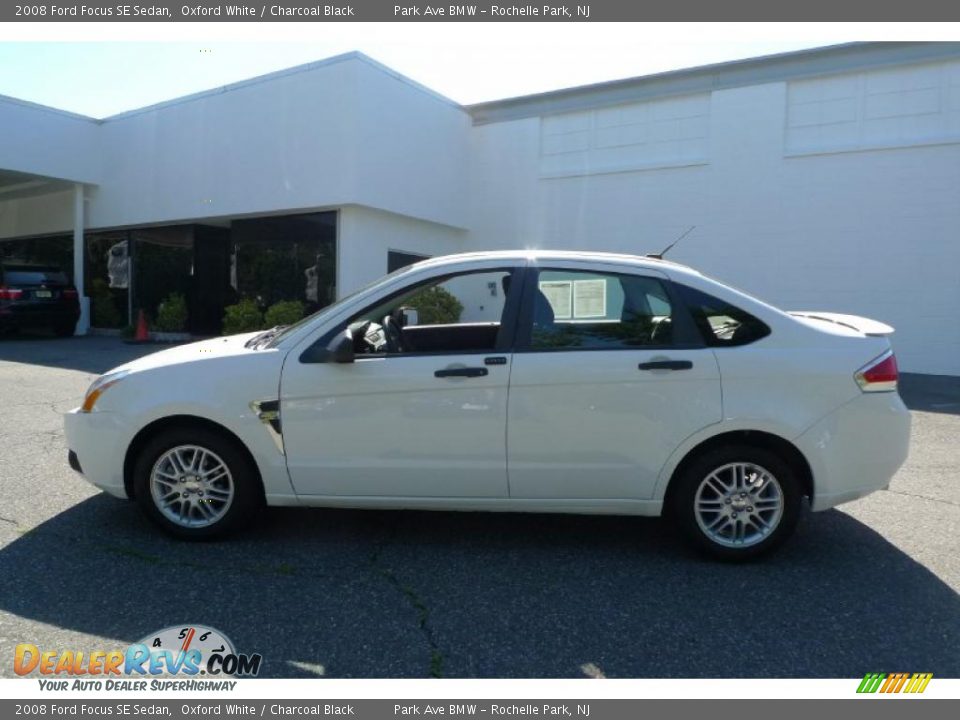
[409,250,701,276]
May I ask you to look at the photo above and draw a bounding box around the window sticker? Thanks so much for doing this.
[573,279,607,318]
[539,280,572,319]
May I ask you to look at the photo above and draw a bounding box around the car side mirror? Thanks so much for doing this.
[399,307,419,327]
[326,329,355,363]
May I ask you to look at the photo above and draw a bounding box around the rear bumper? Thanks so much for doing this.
[797,391,911,511]
[0,305,79,328]
[64,408,129,499]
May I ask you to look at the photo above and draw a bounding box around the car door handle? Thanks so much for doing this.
[434,367,489,378]
[638,360,693,371]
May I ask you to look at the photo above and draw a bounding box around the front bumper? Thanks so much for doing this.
[797,391,911,511]
[64,409,130,499]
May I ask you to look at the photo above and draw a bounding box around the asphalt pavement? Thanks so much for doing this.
[0,335,957,678]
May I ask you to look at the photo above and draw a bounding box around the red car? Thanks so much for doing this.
[0,260,80,337]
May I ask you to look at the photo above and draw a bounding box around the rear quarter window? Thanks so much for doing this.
[676,284,770,347]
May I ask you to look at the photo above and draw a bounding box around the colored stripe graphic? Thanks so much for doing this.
[857,672,932,693]
[857,673,886,693]
[907,673,934,693]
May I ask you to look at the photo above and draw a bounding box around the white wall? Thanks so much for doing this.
[0,189,74,239]
[1,54,469,238]
[350,60,470,229]
[89,54,469,232]
[467,61,960,375]
[0,97,100,184]
[337,205,466,294]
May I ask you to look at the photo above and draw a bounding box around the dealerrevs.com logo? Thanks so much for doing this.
[857,673,933,694]
[14,625,262,691]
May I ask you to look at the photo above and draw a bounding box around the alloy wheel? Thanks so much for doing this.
[149,445,235,529]
[693,462,784,548]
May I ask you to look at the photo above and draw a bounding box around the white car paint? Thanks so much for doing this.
[281,351,511,498]
[64,251,911,532]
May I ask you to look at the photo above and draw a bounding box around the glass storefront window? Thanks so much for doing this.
[85,231,130,329]
[131,225,194,330]
[74,211,337,334]
[231,212,337,316]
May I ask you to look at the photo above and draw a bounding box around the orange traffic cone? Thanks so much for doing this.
[134,310,149,343]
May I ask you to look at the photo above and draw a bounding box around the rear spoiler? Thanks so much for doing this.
[788,311,894,337]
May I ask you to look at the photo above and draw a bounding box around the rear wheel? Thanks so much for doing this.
[670,445,801,561]
[133,427,262,540]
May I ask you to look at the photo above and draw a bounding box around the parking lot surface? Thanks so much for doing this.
[0,335,957,678]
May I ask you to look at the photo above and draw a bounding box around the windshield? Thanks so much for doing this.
[264,263,421,348]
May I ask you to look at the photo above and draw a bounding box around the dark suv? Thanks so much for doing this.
[0,260,80,337]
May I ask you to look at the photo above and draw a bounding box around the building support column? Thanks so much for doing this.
[73,183,89,335]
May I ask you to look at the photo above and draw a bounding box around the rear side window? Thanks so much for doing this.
[3,267,68,285]
[676,284,770,346]
[525,270,678,350]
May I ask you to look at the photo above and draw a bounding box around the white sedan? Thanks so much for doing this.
[65,251,910,559]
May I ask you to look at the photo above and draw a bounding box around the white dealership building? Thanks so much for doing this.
[1,41,958,374]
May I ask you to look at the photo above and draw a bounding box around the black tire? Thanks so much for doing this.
[53,321,76,337]
[669,444,802,561]
[133,426,262,540]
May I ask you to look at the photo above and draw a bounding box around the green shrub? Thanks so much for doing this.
[406,286,463,325]
[154,292,188,333]
[264,300,305,328]
[92,298,122,329]
[90,278,122,329]
[222,299,263,335]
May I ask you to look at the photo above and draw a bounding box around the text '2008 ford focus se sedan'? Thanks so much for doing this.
[65,251,910,560]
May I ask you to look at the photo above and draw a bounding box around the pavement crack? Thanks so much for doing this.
[885,488,960,508]
[369,519,444,678]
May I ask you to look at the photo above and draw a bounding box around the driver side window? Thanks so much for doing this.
[343,269,517,356]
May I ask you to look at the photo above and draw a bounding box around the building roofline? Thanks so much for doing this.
[467,41,960,125]
[0,92,101,124]
[5,42,960,128]
[103,51,465,121]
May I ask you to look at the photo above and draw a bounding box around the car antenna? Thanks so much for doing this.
[647,226,695,260]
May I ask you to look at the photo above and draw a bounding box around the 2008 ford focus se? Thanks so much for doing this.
[64,251,910,559]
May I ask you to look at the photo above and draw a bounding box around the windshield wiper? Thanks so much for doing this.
[244,325,288,349]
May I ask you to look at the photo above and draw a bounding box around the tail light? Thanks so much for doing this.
[855,350,898,392]
[0,287,23,300]
[62,288,78,299]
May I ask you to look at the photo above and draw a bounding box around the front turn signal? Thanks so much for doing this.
[81,370,130,413]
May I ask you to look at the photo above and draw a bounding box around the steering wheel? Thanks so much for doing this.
[382,314,404,354]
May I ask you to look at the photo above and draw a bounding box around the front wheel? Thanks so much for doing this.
[670,445,802,561]
[133,427,262,540]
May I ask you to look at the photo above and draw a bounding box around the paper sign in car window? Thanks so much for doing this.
[539,280,572,319]
[574,279,607,318]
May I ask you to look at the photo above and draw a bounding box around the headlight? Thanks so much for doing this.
[81,370,131,413]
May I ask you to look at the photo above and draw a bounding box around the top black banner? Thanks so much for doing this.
[4,0,960,21]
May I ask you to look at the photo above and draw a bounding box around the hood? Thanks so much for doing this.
[110,332,265,375]
[788,311,894,337]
